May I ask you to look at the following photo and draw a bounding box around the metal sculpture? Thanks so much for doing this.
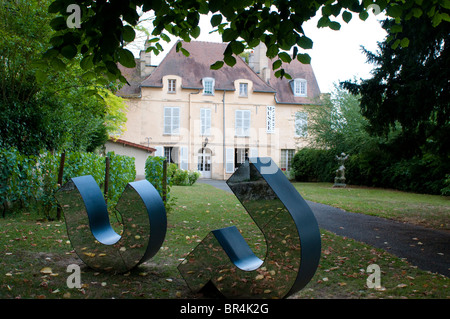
[56,175,167,273]
[178,157,321,298]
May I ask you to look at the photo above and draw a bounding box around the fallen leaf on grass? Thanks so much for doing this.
[40,267,53,274]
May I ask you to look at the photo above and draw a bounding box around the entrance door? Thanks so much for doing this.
[197,148,212,179]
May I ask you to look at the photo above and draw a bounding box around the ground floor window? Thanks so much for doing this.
[235,148,249,169]
[280,149,295,171]
[164,146,178,164]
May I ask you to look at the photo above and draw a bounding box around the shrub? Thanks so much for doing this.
[107,151,136,208]
[188,171,201,186]
[0,147,136,218]
[145,156,173,205]
[172,169,189,186]
[292,148,335,183]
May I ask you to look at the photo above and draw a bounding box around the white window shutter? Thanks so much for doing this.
[180,146,189,170]
[225,148,234,173]
[155,146,163,157]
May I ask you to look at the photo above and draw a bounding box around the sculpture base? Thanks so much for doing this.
[333,177,346,188]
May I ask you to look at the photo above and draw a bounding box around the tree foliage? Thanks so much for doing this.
[44,0,450,82]
[0,0,128,155]
[342,3,450,160]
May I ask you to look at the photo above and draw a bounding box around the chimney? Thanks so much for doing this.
[139,38,154,78]
[248,43,270,82]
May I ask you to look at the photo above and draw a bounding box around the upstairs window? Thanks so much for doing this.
[164,107,180,135]
[200,108,211,136]
[235,110,251,137]
[292,78,307,97]
[168,79,176,93]
[202,77,215,95]
[239,83,248,97]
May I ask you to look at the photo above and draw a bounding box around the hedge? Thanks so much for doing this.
[292,147,449,195]
[0,147,135,217]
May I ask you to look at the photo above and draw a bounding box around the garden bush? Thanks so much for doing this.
[0,147,136,218]
[292,148,335,183]
[291,146,449,195]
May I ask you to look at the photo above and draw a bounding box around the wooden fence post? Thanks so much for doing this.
[162,159,167,203]
[56,151,66,220]
[104,156,110,204]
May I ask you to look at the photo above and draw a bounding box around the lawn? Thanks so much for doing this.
[293,182,450,231]
[0,183,448,299]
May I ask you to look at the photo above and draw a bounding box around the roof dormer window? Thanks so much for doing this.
[202,77,215,95]
[292,78,307,97]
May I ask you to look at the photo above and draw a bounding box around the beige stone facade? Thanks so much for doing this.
[117,41,321,180]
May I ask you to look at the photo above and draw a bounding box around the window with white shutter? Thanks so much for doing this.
[164,107,180,135]
[200,108,211,136]
[235,110,251,137]
[180,146,188,170]
[225,148,234,173]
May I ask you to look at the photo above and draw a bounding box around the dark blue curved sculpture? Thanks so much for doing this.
[56,175,167,273]
[178,157,321,298]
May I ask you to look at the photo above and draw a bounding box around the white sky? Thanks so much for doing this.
[129,11,387,94]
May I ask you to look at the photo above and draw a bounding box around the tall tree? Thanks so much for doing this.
[0,0,127,155]
[342,7,450,160]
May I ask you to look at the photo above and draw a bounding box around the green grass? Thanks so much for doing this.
[293,182,450,231]
[0,183,448,299]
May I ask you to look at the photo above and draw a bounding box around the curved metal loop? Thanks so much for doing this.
[178,157,321,298]
[56,175,167,273]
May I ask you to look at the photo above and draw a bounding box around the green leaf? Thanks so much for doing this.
[342,11,352,23]
[297,36,313,50]
[297,53,311,64]
[191,26,201,39]
[266,45,278,58]
[272,59,282,70]
[80,55,94,70]
[210,61,224,70]
[391,24,403,33]
[441,0,450,9]
[122,25,136,42]
[230,41,245,54]
[51,57,66,71]
[81,71,96,81]
[48,1,65,13]
[387,5,403,18]
[317,16,330,28]
[359,11,369,21]
[278,52,292,63]
[224,55,236,67]
[400,37,410,48]
[391,39,401,50]
[60,44,78,59]
[211,14,223,27]
[180,48,190,57]
[160,33,171,42]
[328,21,341,31]
[222,28,238,42]
[118,48,136,68]
[50,17,67,31]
